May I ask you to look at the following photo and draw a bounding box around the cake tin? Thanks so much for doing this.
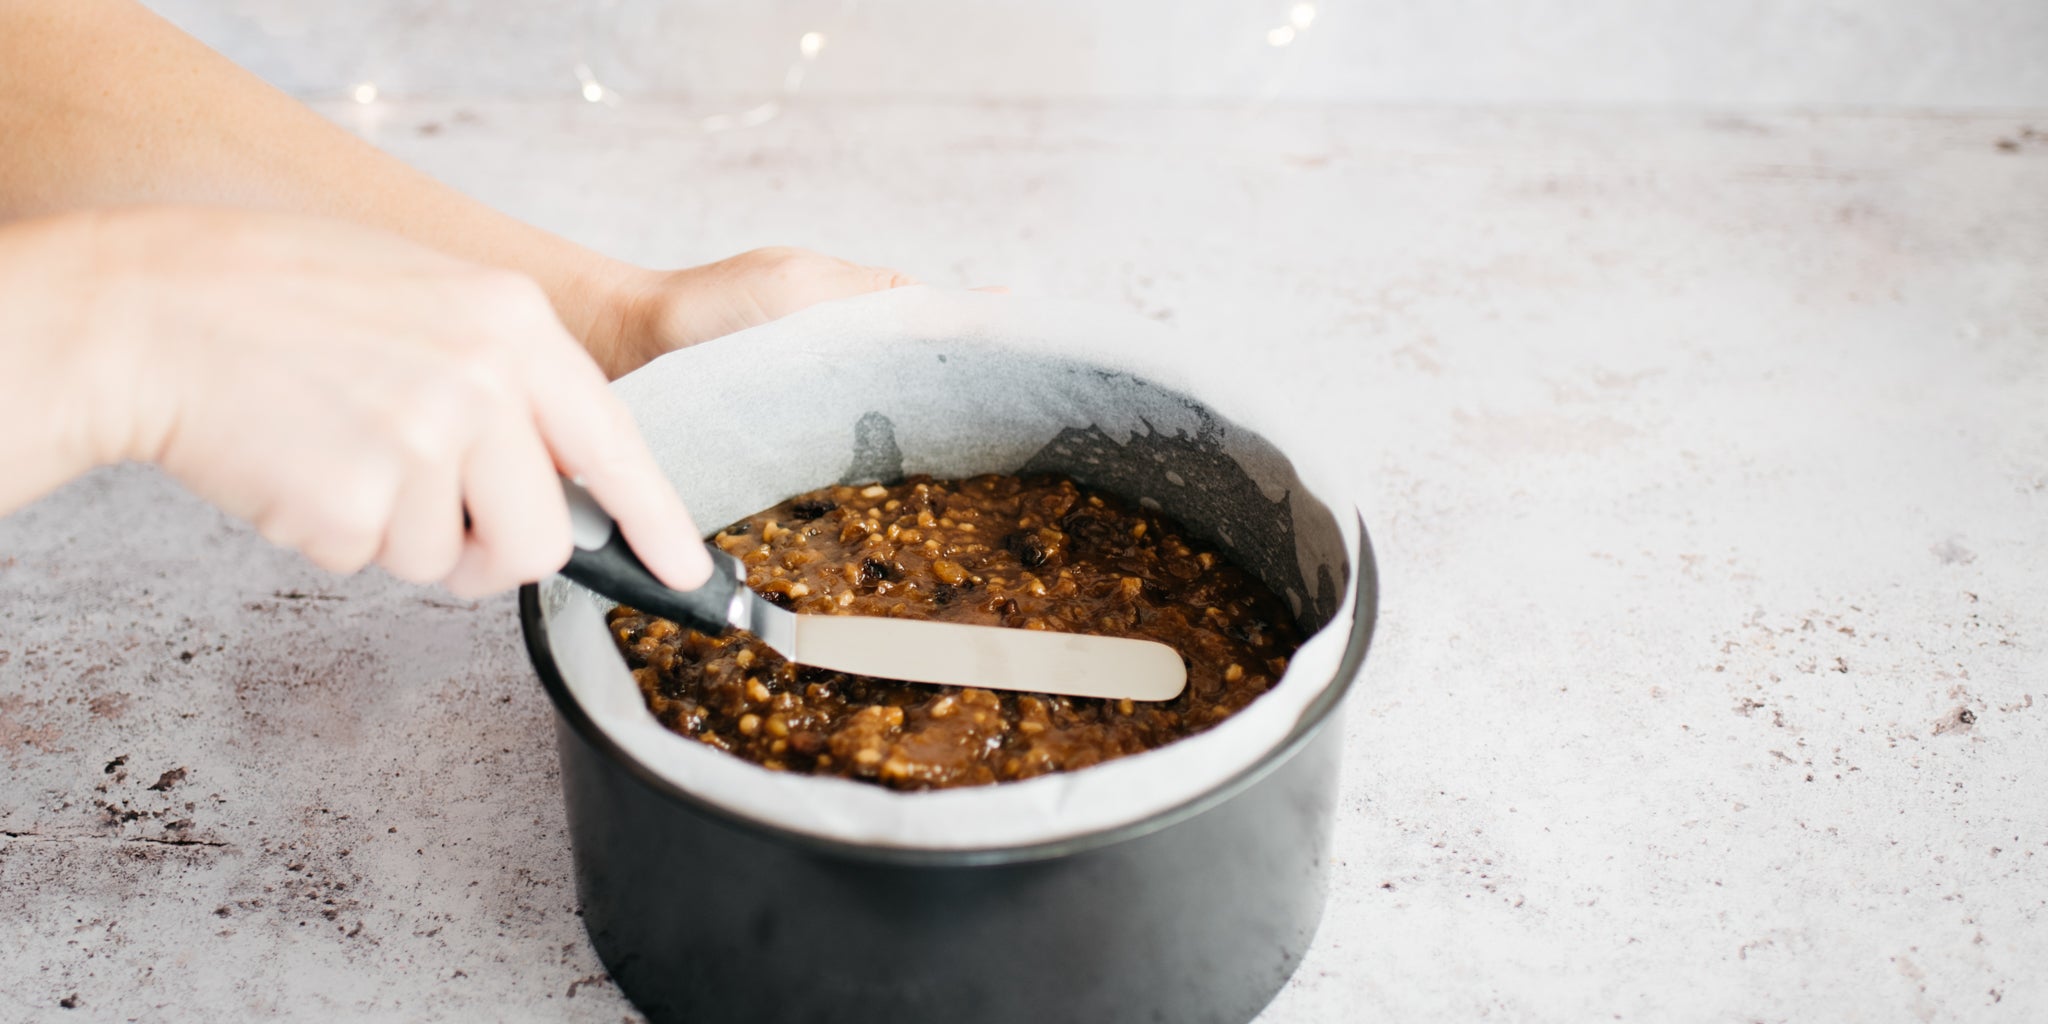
[518,295,1379,1023]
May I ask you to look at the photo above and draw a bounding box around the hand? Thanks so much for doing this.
[589,247,918,378]
[64,207,712,595]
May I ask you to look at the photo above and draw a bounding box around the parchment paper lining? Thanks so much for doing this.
[539,289,1360,850]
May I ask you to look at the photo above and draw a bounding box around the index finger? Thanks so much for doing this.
[521,333,713,592]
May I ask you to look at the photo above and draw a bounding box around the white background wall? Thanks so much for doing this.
[146,0,2048,109]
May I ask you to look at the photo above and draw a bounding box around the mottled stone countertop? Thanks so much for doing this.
[2,99,2043,1021]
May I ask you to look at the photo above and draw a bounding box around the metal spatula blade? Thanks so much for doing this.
[774,605,1184,701]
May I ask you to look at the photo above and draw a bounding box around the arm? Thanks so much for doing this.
[0,0,911,377]
[0,215,102,518]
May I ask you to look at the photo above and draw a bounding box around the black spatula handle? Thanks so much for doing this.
[556,478,741,634]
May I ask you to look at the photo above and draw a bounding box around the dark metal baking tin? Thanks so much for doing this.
[518,511,1375,1024]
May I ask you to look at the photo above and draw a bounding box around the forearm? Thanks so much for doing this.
[0,214,121,514]
[0,0,647,367]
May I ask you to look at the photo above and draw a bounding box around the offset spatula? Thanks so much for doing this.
[557,481,1187,702]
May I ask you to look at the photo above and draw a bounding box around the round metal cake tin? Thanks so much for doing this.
[517,299,1380,1023]
[520,532,1372,1023]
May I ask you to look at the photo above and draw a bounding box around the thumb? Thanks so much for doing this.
[861,265,919,291]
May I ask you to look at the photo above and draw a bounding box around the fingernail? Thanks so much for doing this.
[672,541,714,590]
[647,528,713,591]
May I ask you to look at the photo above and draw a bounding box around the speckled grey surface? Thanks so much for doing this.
[2,99,2046,1021]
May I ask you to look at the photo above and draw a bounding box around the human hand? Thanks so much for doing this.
[587,247,918,378]
[71,207,712,595]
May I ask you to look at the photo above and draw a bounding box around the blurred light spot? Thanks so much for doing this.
[573,63,615,105]
[1290,3,1317,29]
[1266,26,1296,47]
[351,81,377,104]
[799,31,826,59]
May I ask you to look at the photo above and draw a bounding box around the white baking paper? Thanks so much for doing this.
[537,288,1364,850]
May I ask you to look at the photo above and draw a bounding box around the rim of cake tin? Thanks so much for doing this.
[519,511,1377,868]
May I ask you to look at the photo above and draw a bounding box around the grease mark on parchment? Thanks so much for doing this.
[839,412,904,486]
[1019,413,1336,631]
